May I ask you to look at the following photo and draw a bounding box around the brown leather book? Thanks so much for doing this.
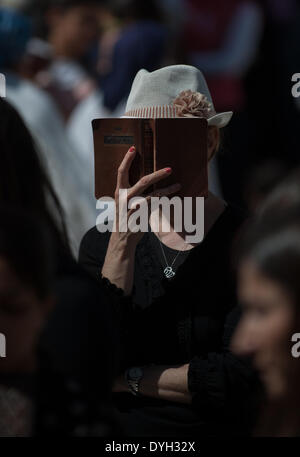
[92,118,208,199]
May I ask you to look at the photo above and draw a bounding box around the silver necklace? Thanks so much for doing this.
[157,235,189,279]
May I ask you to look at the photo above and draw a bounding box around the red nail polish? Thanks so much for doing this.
[129,146,135,152]
[165,167,172,173]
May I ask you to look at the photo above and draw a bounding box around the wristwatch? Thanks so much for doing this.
[125,367,144,396]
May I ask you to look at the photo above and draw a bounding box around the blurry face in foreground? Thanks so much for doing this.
[0,258,51,374]
[48,5,99,58]
[232,260,294,398]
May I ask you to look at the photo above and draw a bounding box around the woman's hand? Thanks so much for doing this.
[101,146,181,295]
[112,145,180,247]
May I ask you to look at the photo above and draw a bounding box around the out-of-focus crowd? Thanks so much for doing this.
[2,0,300,253]
[2,0,300,438]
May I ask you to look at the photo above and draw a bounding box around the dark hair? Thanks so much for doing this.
[235,168,300,435]
[0,98,70,255]
[0,207,54,300]
[244,159,289,210]
[236,166,300,290]
[236,165,300,301]
[238,218,300,309]
[236,215,300,436]
[258,167,300,219]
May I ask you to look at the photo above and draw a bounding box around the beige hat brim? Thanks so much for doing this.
[121,111,233,128]
[208,112,233,128]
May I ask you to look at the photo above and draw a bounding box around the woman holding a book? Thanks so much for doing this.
[79,65,259,436]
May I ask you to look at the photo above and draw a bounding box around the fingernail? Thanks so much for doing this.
[165,167,172,173]
[129,146,135,152]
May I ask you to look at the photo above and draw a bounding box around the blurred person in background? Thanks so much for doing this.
[232,216,300,436]
[0,209,55,437]
[67,0,168,195]
[0,97,71,262]
[0,0,53,81]
[231,169,300,435]
[0,98,117,436]
[96,0,167,113]
[182,0,263,207]
[157,0,186,64]
[184,0,262,114]
[25,0,103,120]
[0,6,96,253]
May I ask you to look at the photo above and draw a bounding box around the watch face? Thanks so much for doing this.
[129,367,143,380]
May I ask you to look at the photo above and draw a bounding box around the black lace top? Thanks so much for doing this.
[79,205,259,437]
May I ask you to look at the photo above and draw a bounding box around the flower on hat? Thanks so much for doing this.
[173,90,215,119]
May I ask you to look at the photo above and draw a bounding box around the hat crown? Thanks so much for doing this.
[123,65,233,128]
[125,65,214,113]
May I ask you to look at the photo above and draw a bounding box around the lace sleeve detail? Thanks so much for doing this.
[99,273,135,308]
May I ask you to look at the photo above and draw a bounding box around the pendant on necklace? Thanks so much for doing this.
[164,266,176,279]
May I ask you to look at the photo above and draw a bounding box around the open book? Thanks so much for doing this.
[92,118,208,199]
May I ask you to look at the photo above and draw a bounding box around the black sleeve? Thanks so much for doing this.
[79,227,136,372]
[36,275,121,436]
[79,227,133,302]
[79,227,111,282]
[188,306,261,430]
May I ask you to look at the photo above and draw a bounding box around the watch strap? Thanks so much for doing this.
[125,367,143,397]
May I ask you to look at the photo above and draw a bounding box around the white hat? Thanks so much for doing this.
[123,65,233,128]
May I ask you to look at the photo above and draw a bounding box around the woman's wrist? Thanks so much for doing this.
[101,233,137,295]
[108,231,137,258]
